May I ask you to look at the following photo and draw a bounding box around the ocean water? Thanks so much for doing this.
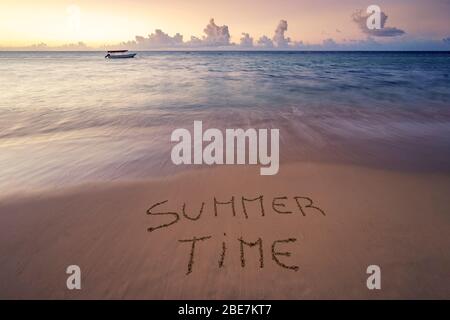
[0,51,449,194]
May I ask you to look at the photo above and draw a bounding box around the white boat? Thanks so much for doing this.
[105,50,136,59]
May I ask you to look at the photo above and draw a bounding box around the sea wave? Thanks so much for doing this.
[0,51,449,193]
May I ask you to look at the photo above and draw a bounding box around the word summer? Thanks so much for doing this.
[171,121,280,175]
[146,194,326,233]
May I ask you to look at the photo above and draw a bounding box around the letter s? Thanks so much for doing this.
[147,200,180,233]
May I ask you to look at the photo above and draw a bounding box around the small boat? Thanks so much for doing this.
[105,50,136,59]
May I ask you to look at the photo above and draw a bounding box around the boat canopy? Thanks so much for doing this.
[107,50,128,53]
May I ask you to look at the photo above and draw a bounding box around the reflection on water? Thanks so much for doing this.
[0,51,449,193]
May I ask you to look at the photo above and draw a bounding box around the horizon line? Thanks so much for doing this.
[1,49,450,53]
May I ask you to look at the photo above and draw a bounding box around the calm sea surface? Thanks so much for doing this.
[0,51,449,193]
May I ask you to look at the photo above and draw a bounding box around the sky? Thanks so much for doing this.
[0,0,449,50]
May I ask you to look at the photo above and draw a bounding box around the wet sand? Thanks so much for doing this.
[0,162,449,299]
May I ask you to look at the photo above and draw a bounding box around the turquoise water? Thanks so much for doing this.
[0,51,449,193]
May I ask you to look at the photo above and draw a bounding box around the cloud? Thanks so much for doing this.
[181,18,232,48]
[322,38,338,48]
[200,18,231,46]
[140,30,183,47]
[255,20,291,49]
[293,37,450,51]
[5,16,449,52]
[352,10,405,37]
[272,20,290,47]
[28,43,49,50]
[187,36,204,47]
[58,41,88,50]
[239,33,254,48]
[120,29,183,49]
[0,41,91,51]
[117,19,231,49]
[257,35,274,48]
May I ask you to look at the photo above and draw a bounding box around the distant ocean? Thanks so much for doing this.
[0,51,449,194]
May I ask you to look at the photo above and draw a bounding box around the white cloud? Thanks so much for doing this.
[352,10,405,37]
[322,38,338,48]
[273,20,290,47]
[239,33,254,48]
[0,41,91,51]
[58,41,88,50]
[120,29,183,49]
[201,18,231,46]
[256,20,291,49]
[187,36,203,47]
[180,18,232,48]
[5,16,449,52]
[257,35,274,48]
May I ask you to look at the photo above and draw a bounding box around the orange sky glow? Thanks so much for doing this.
[0,0,449,48]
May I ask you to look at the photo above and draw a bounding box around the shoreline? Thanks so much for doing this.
[2,103,449,196]
[2,158,449,202]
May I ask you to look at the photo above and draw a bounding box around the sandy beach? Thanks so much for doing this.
[1,161,449,299]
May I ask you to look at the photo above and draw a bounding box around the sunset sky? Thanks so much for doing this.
[1,0,449,49]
